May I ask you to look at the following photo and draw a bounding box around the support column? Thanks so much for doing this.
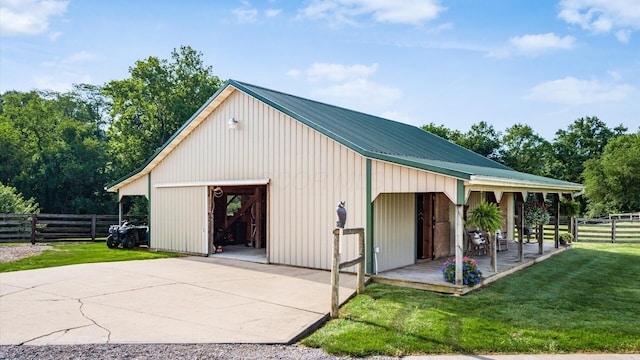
[515,192,524,262]
[553,194,560,248]
[455,204,464,286]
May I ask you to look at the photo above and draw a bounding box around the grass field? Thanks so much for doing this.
[0,242,182,272]
[302,243,640,356]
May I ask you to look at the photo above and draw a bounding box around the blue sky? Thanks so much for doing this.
[1,0,639,139]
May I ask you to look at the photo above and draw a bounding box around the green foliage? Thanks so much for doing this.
[0,182,39,213]
[454,121,501,160]
[103,45,222,177]
[421,122,462,141]
[500,123,553,176]
[467,201,502,233]
[552,116,626,184]
[559,198,580,217]
[442,256,482,286]
[583,132,640,217]
[0,87,114,214]
[0,242,182,272]
[559,232,573,244]
[302,243,640,356]
[523,200,550,227]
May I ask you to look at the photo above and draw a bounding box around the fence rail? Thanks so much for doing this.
[0,214,147,243]
[537,216,640,243]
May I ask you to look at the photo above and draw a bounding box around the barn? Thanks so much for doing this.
[106,80,583,275]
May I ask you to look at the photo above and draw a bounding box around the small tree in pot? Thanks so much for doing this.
[467,201,502,272]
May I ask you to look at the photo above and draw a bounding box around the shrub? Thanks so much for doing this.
[442,256,483,286]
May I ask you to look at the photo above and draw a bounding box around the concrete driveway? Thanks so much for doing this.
[0,257,357,345]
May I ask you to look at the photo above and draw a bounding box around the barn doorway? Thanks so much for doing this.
[417,193,451,260]
[208,185,267,262]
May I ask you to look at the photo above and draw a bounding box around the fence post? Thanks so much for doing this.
[574,218,579,242]
[331,231,340,318]
[91,214,97,242]
[611,218,616,243]
[30,214,37,244]
[357,229,365,294]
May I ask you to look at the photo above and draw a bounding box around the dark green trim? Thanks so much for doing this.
[147,173,151,247]
[366,159,373,273]
[457,180,466,205]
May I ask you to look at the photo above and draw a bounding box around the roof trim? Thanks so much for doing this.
[154,178,270,188]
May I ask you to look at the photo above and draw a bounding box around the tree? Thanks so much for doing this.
[583,132,640,217]
[499,124,553,176]
[103,45,222,177]
[0,182,39,213]
[421,122,462,141]
[0,89,114,214]
[552,116,626,184]
[455,121,501,160]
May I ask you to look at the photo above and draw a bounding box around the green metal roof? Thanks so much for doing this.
[106,79,583,191]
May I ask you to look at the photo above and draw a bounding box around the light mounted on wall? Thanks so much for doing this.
[228,117,239,130]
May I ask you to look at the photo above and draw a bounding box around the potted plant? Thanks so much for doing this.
[559,232,573,246]
[442,256,482,286]
[467,201,502,272]
[523,200,550,242]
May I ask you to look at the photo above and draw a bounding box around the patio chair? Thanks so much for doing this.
[495,230,509,251]
[466,231,487,256]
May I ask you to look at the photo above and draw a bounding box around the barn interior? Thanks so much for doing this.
[208,185,267,262]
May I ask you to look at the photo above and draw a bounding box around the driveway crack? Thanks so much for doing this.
[78,298,112,343]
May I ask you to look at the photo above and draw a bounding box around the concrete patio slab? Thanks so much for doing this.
[0,257,357,345]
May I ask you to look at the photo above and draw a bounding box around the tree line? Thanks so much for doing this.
[1,45,638,217]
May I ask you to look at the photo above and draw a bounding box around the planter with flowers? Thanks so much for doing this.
[442,256,483,286]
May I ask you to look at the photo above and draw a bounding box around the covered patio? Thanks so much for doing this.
[371,240,569,295]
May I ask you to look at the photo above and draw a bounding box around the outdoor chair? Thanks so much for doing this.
[495,230,509,251]
[466,231,487,256]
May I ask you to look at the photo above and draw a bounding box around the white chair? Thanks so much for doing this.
[495,230,509,251]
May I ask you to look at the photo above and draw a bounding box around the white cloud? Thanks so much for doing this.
[510,33,577,56]
[314,78,401,102]
[0,0,68,36]
[305,62,378,82]
[34,73,92,92]
[299,0,445,26]
[265,8,282,17]
[558,0,640,42]
[232,1,258,24]
[62,51,97,64]
[525,76,635,105]
[290,62,401,106]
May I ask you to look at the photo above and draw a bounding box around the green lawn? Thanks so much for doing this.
[0,242,182,272]
[302,243,640,357]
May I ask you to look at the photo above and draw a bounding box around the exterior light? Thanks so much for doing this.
[228,117,238,130]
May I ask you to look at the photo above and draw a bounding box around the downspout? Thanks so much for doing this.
[366,159,374,274]
[147,173,152,247]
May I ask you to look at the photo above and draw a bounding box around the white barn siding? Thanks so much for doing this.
[371,160,458,203]
[148,90,366,269]
[118,175,148,200]
[152,186,206,254]
[373,193,416,272]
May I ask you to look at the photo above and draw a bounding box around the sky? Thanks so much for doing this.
[1,0,639,140]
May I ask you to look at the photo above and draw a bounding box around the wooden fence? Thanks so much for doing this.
[537,216,640,243]
[0,214,147,243]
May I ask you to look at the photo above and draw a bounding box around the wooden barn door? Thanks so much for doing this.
[417,193,434,260]
[433,193,451,259]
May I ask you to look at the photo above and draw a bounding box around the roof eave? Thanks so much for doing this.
[467,175,584,193]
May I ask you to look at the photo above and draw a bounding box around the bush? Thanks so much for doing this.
[442,256,483,286]
[0,182,39,214]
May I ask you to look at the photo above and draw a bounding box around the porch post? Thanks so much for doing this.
[118,196,123,225]
[515,192,525,262]
[553,193,560,249]
[455,204,464,286]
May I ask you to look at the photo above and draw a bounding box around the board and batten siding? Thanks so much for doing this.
[117,175,148,200]
[152,186,207,254]
[147,89,366,270]
[373,193,416,272]
[370,160,459,203]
